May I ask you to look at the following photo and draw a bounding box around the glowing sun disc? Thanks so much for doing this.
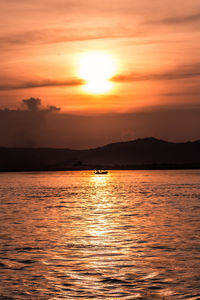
[78,52,116,94]
[84,80,113,94]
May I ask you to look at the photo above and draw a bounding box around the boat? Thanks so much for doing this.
[94,170,108,175]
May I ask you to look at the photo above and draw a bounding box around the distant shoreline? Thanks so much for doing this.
[1,137,200,173]
[1,163,200,173]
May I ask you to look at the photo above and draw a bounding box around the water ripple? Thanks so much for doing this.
[0,170,200,299]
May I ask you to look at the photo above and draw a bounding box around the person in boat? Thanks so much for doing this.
[94,170,108,174]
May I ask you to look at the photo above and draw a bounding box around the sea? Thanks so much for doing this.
[0,170,200,299]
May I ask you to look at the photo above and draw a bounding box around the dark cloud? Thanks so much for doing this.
[22,98,61,113]
[0,98,60,148]
[0,79,84,91]
[23,97,41,111]
[21,97,60,113]
[46,105,61,112]
[112,63,200,82]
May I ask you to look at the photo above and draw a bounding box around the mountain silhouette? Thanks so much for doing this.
[0,137,200,171]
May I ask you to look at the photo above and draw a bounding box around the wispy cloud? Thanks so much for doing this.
[0,79,84,91]
[0,26,139,49]
[1,63,200,92]
[163,85,200,97]
[154,12,200,25]
[112,63,200,82]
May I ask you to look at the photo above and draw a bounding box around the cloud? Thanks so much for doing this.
[23,97,41,111]
[162,84,200,97]
[0,98,60,147]
[47,105,61,112]
[22,97,61,113]
[112,63,200,82]
[0,79,84,91]
[21,97,60,112]
[1,63,200,92]
[0,26,137,49]
[159,12,200,25]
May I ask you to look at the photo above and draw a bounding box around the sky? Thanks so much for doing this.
[0,0,200,148]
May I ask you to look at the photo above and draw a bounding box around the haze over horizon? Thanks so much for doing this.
[0,1,200,148]
[0,98,199,149]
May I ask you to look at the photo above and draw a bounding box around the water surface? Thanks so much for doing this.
[0,170,200,299]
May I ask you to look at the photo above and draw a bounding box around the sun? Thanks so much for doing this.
[78,52,116,95]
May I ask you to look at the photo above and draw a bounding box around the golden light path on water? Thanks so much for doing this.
[0,170,200,299]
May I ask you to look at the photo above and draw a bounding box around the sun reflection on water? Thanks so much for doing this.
[1,171,199,298]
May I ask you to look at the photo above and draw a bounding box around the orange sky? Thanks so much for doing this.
[0,1,200,148]
[0,0,200,113]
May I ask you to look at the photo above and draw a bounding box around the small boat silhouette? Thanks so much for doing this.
[94,170,108,175]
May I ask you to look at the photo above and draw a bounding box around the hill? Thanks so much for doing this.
[0,137,200,171]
